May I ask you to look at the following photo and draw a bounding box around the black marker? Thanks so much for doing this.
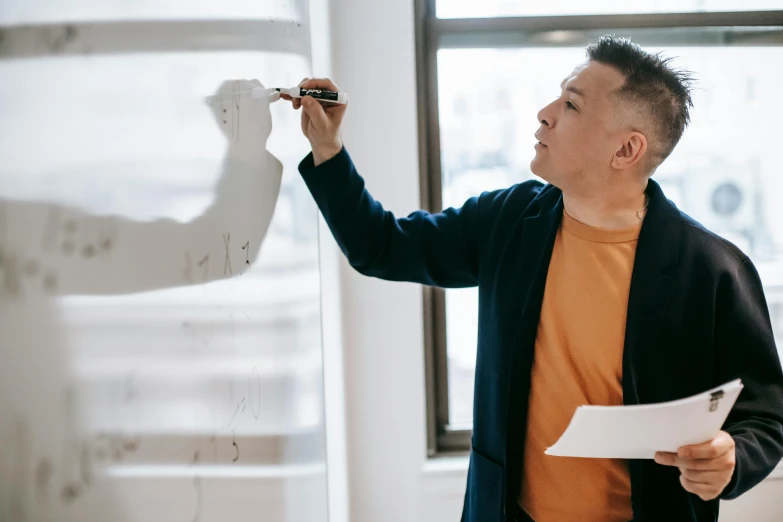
[274,87,348,104]
[207,85,349,105]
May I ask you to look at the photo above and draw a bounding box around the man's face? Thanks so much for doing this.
[531,60,629,191]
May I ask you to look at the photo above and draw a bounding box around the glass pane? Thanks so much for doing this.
[437,0,782,18]
[439,46,783,429]
[0,52,327,521]
[0,0,304,25]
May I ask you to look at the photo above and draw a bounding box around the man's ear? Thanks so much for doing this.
[612,132,647,170]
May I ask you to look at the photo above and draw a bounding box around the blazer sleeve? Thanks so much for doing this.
[716,257,783,499]
[299,147,509,288]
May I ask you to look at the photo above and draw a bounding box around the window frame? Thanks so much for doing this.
[413,0,783,456]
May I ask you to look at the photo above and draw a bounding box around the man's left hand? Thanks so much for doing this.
[654,431,736,501]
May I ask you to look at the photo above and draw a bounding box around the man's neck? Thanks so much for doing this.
[561,185,649,230]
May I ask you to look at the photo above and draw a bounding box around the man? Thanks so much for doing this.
[282,36,783,522]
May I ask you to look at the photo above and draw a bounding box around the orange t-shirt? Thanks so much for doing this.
[519,209,639,522]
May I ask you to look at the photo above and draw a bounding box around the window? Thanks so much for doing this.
[415,1,783,454]
[437,0,782,18]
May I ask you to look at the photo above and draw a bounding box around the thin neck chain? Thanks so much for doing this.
[637,194,650,224]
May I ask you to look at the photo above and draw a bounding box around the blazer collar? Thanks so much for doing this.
[528,178,682,276]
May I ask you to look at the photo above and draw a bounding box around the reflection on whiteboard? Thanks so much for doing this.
[0,79,287,522]
[0,79,281,297]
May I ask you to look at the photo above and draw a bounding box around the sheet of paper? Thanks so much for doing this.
[545,379,744,459]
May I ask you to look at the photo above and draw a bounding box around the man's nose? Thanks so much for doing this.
[537,101,556,128]
[537,111,552,128]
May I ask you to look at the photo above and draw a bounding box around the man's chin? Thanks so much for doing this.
[530,158,551,183]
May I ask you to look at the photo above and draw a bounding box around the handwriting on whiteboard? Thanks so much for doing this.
[0,207,118,298]
[0,206,260,299]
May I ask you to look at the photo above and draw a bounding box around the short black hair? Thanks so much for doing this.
[586,35,695,168]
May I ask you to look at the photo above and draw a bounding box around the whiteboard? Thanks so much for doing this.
[0,11,328,522]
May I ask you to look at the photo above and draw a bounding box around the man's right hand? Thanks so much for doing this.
[281,78,346,166]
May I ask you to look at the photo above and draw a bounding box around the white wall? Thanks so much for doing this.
[327,0,432,520]
[323,1,783,521]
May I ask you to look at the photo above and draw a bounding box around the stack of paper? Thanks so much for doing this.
[545,379,744,459]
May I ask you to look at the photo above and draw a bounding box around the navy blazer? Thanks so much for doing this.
[299,148,783,522]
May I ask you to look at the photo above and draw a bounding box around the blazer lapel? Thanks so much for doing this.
[517,196,564,331]
[503,186,563,514]
[624,178,683,521]
[622,178,681,406]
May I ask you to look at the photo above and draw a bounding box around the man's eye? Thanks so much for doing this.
[566,101,577,110]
